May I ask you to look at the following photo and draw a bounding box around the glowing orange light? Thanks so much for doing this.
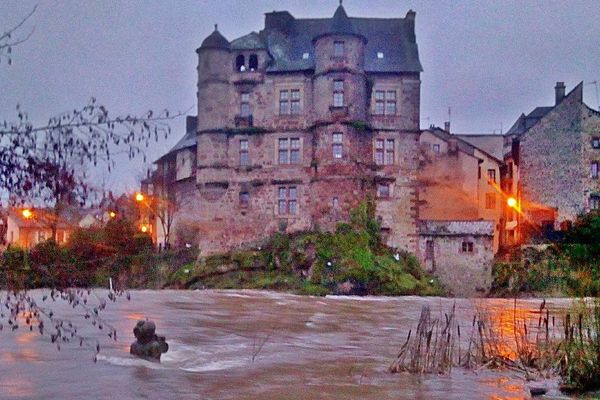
[507,197,517,208]
[140,225,148,233]
[109,211,117,218]
[135,193,144,202]
[21,209,33,219]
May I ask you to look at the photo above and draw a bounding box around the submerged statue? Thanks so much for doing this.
[130,320,169,361]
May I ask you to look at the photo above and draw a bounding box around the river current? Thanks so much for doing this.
[0,290,574,399]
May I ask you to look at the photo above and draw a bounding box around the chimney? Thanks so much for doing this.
[186,116,198,133]
[444,121,451,132]
[448,138,458,153]
[555,82,566,105]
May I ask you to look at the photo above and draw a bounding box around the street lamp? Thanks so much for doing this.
[109,211,117,219]
[135,193,145,202]
[507,197,517,208]
[140,224,148,233]
[21,208,33,219]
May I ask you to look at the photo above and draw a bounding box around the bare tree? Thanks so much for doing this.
[0,5,37,65]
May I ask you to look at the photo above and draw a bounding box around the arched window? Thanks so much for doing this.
[235,54,245,71]
[249,54,258,71]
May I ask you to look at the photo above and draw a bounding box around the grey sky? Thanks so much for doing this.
[1,0,599,195]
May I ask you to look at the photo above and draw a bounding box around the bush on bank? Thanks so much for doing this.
[175,201,443,296]
[491,211,600,297]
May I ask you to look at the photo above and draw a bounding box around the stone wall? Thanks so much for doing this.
[418,220,494,297]
[519,84,591,223]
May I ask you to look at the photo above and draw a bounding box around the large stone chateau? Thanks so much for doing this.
[169,3,425,255]
[144,4,600,296]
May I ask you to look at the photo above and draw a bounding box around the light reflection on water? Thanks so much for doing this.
[0,290,576,399]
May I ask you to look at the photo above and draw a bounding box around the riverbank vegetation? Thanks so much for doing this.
[491,212,600,297]
[390,299,600,395]
[171,201,443,296]
[2,201,442,296]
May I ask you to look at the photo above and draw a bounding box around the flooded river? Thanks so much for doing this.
[0,290,575,399]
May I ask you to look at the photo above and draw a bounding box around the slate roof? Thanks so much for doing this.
[231,32,266,50]
[246,5,422,73]
[156,116,198,163]
[198,25,230,51]
[418,220,494,237]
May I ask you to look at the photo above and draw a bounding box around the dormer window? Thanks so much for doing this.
[249,54,258,71]
[334,41,344,57]
[235,55,245,71]
[302,52,309,60]
[377,52,384,59]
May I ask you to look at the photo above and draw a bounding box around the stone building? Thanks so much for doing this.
[503,82,600,243]
[186,4,423,255]
[419,127,503,252]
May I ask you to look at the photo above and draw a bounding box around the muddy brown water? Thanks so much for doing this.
[0,290,576,399]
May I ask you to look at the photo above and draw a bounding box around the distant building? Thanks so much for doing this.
[503,82,600,244]
[5,208,81,249]
[419,127,503,252]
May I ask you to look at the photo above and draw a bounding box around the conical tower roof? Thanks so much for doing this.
[330,3,354,35]
[198,24,230,51]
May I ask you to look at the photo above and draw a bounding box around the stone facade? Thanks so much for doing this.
[506,82,600,233]
[419,128,503,252]
[418,220,494,297]
[189,5,423,255]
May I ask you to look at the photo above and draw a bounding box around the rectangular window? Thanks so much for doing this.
[290,90,300,114]
[279,90,289,115]
[334,41,344,57]
[592,162,599,179]
[239,192,250,208]
[332,197,339,209]
[240,93,250,117]
[332,132,343,159]
[461,241,474,253]
[375,139,384,165]
[375,90,385,115]
[385,139,395,165]
[591,195,600,210]
[373,90,397,115]
[278,138,289,164]
[487,169,496,183]
[278,138,300,164]
[425,240,434,261]
[290,138,301,164]
[377,184,390,199]
[485,193,496,209]
[56,231,65,243]
[278,186,298,215]
[386,90,397,115]
[593,137,600,149]
[432,144,440,154]
[38,231,46,242]
[239,139,249,166]
[333,80,344,107]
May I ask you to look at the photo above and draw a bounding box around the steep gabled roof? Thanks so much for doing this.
[507,82,585,136]
[257,7,422,73]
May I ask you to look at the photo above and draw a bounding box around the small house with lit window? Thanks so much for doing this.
[5,208,82,249]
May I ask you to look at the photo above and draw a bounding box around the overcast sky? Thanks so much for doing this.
[1,0,599,195]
